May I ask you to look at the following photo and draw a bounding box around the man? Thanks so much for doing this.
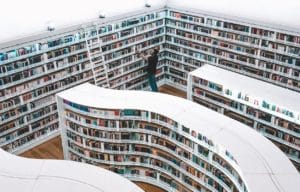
[137,47,160,92]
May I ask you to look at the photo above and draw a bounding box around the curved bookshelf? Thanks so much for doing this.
[56,83,299,192]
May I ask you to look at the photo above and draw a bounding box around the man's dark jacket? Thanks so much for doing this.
[147,54,158,75]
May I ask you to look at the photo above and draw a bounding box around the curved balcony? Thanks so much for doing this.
[0,148,144,192]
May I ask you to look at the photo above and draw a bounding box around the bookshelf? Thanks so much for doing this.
[57,83,251,192]
[188,65,300,170]
[0,4,299,158]
[56,83,299,192]
[0,9,167,154]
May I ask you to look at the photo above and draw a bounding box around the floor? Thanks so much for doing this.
[19,85,184,191]
[135,182,166,192]
[20,136,63,159]
[159,84,186,98]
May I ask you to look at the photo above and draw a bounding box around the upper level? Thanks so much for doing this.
[0,148,144,192]
[56,83,300,192]
[1,0,299,44]
[1,0,300,50]
[188,65,300,125]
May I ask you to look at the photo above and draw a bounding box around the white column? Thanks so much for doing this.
[187,74,192,100]
[56,96,69,160]
[82,137,86,148]
[219,107,224,114]
[148,135,151,143]
[253,121,258,130]
[271,115,275,125]
[101,142,104,152]
[157,172,160,181]
[208,151,213,162]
